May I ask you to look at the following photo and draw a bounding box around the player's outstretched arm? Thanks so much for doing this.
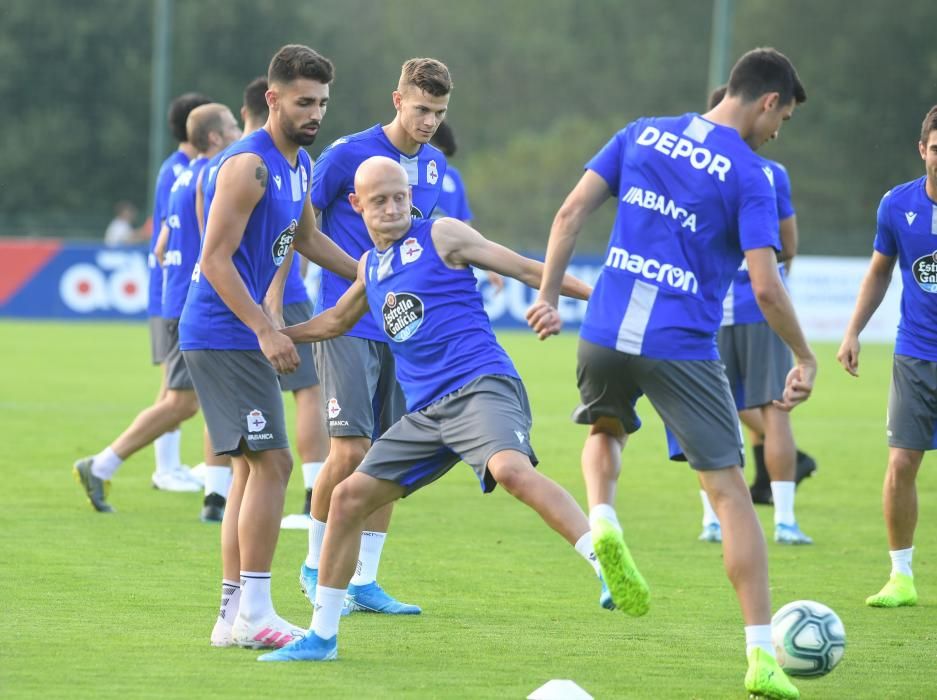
[283,256,370,343]
[778,214,798,266]
[431,218,592,299]
[836,251,896,377]
[292,198,358,282]
[528,170,611,339]
[262,248,292,329]
[200,153,299,374]
[747,246,816,411]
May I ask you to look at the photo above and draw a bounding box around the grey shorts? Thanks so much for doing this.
[183,349,289,455]
[314,335,406,440]
[357,375,538,496]
[149,316,171,365]
[574,338,743,471]
[163,319,193,391]
[887,354,937,451]
[279,301,319,393]
[718,322,791,409]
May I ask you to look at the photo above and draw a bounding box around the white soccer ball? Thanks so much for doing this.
[772,600,845,677]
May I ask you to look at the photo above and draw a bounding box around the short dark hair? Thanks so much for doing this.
[707,85,728,111]
[168,92,212,143]
[399,58,452,97]
[921,105,937,144]
[243,76,269,122]
[430,120,457,157]
[726,48,806,107]
[268,44,334,86]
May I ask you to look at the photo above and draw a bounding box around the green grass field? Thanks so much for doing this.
[1,321,934,699]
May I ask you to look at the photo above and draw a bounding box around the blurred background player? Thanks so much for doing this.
[528,48,814,700]
[103,200,147,246]
[837,104,937,609]
[695,84,814,546]
[300,58,452,615]
[146,92,211,490]
[73,103,241,513]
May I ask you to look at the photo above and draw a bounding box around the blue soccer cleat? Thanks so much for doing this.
[774,522,813,545]
[346,581,421,615]
[698,522,722,543]
[599,574,616,611]
[257,632,337,662]
[299,563,317,605]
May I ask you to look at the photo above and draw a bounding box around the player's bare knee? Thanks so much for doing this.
[329,479,369,523]
[166,390,199,421]
[328,437,369,476]
[887,449,922,482]
[589,417,626,446]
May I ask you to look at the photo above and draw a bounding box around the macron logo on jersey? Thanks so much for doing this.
[635,125,732,182]
[622,187,697,232]
[906,211,917,226]
[272,175,282,190]
[762,166,775,187]
[605,246,699,294]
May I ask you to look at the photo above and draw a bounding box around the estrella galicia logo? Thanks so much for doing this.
[382,291,424,342]
[272,219,298,265]
[410,204,424,219]
[912,251,937,293]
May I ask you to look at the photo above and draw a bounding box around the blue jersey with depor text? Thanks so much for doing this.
[148,150,190,317]
[179,129,312,351]
[581,113,780,360]
[363,219,517,412]
[312,124,447,341]
[162,156,208,320]
[873,176,937,361]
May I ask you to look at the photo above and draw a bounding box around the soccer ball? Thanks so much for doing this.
[771,600,845,677]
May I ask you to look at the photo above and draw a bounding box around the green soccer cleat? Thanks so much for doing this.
[73,457,115,513]
[866,572,917,608]
[591,518,649,617]
[745,647,799,700]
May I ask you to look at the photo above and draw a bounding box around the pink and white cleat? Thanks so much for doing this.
[231,614,305,650]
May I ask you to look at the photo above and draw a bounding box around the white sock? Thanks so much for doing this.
[238,571,273,622]
[574,531,602,576]
[154,430,181,474]
[218,579,240,623]
[890,547,914,577]
[589,503,620,529]
[203,466,232,498]
[700,490,720,527]
[771,481,796,526]
[351,531,387,586]
[311,585,346,639]
[91,446,123,479]
[745,624,774,658]
[305,517,327,569]
[301,462,324,490]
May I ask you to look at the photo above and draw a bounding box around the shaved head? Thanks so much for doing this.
[354,155,408,196]
[349,156,413,246]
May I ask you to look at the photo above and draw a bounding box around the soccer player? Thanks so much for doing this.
[72,103,240,513]
[179,44,358,649]
[300,58,452,615]
[694,84,813,546]
[257,155,612,663]
[527,48,813,700]
[147,92,211,489]
[837,104,937,609]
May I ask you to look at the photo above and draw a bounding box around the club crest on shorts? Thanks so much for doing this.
[247,409,267,433]
[912,251,937,293]
[272,219,298,266]
[327,397,341,419]
[426,160,438,185]
[382,291,424,342]
[400,237,423,265]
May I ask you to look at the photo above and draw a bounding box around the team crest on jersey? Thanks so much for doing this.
[400,237,423,265]
[427,160,439,185]
[382,292,424,342]
[272,220,298,265]
[912,251,937,293]
[247,409,267,433]
[906,211,918,226]
[327,397,341,419]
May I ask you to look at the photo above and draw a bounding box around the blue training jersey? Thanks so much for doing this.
[581,113,780,360]
[363,219,517,412]
[179,128,312,351]
[432,165,473,222]
[148,150,191,317]
[283,255,309,305]
[162,156,208,320]
[312,124,447,341]
[873,176,937,361]
[721,160,794,326]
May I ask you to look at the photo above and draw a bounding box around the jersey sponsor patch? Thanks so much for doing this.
[382,291,424,342]
[272,220,298,265]
[621,186,697,232]
[912,251,937,292]
[247,409,267,433]
[604,246,699,294]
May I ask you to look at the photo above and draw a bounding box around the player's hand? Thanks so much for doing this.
[773,356,817,412]
[526,300,562,340]
[259,327,300,374]
[155,241,168,268]
[836,335,860,377]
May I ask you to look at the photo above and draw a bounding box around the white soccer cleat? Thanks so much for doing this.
[188,463,208,486]
[210,618,234,648]
[231,613,305,650]
[280,513,312,530]
[151,465,202,492]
